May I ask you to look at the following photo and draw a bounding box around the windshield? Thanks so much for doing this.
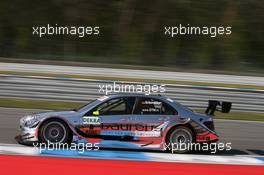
[75,100,97,112]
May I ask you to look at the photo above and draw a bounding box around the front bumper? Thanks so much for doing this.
[16,126,38,144]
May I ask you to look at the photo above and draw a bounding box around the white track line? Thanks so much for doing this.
[0,143,263,165]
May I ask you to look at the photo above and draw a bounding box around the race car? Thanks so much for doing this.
[16,94,231,153]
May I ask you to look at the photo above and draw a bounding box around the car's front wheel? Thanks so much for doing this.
[166,126,194,154]
[39,119,72,144]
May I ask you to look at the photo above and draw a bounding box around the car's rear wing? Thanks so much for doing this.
[205,100,232,115]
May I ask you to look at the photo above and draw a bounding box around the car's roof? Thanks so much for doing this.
[97,93,193,115]
[106,93,167,99]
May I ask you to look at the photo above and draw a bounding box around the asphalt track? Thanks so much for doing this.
[0,107,263,156]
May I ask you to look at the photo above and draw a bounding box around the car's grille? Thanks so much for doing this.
[203,121,215,131]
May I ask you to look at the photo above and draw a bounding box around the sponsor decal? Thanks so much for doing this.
[101,124,159,131]
[100,130,161,137]
[79,124,161,131]
[83,117,101,124]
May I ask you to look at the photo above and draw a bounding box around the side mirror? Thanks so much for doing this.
[92,111,99,116]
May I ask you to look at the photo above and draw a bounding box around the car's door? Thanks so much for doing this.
[77,97,136,141]
[131,97,178,146]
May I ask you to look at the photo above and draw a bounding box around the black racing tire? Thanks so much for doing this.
[166,126,194,154]
[39,119,72,144]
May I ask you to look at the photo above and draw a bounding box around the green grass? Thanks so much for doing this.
[195,109,264,121]
[0,98,263,121]
[0,98,84,110]
[1,70,264,90]
[214,111,264,121]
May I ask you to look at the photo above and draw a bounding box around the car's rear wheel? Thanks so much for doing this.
[39,120,72,144]
[166,126,194,154]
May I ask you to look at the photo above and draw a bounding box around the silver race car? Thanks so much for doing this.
[17,94,231,153]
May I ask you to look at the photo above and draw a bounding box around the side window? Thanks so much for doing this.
[88,97,136,115]
[135,97,177,115]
